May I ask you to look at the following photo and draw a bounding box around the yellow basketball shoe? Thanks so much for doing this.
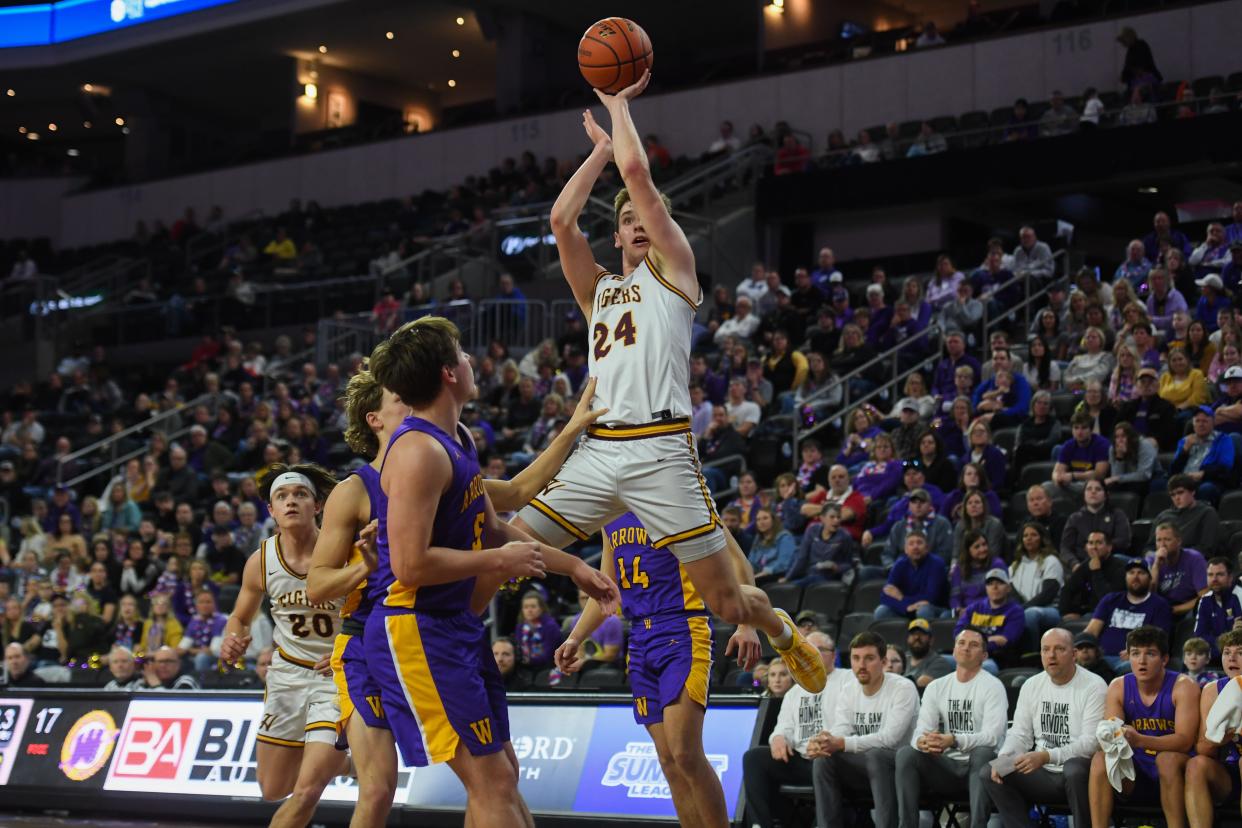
[768,608,826,693]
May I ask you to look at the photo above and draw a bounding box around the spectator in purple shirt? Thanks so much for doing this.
[1146,522,1208,618]
[954,568,1026,672]
[1084,559,1174,670]
[1142,211,1194,263]
[864,285,893,347]
[516,591,563,670]
[1192,557,1241,660]
[178,589,227,673]
[875,529,951,620]
[1115,239,1154,288]
[1222,243,1242,292]
[852,433,904,504]
[1052,412,1111,496]
[564,588,623,668]
[1226,202,1242,246]
[1145,267,1188,336]
[783,503,858,586]
[931,331,981,401]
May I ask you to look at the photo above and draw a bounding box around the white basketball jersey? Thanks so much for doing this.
[260,534,343,667]
[588,254,698,426]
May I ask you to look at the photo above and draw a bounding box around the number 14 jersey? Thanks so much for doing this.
[262,533,344,667]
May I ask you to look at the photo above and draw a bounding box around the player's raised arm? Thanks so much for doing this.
[306,477,371,604]
[486,377,607,512]
[550,112,614,320]
[387,431,545,587]
[595,70,695,295]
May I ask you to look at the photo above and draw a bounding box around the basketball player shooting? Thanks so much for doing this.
[512,68,825,695]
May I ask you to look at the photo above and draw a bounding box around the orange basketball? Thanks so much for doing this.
[578,17,653,94]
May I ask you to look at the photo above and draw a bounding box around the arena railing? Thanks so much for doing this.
[789,323,945,463]
[55,392,211,489]
[980,248,1071,344]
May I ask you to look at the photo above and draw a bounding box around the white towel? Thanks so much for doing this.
[1095,717,1134,793]
[1206,676,1242,746]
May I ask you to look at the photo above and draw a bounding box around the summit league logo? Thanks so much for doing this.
[60,710,119,782]
[602,741,728,799]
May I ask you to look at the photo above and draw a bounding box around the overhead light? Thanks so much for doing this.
[83,120,92,128]
[5,89,14,97]
[47,123,57,132]
[17,126,26,134]
[318,44,327,53]
[385,31,394,40]
[447,79,457,88]
[83,83,93,92]
[26,132,38,141]
[455,16,464,25]
[303,83,318,99]
[1138,186,1159,194]
[115,117,125,126]
[67,148,79,157]
[451,49,461,58]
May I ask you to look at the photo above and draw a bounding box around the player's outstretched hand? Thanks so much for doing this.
[582,111,612,156]
[219,631,251,664]
[313,653,333,677]
[555,638,588,674]
[571,563,620,617]
[356,519,379,573]
[726,624,762,671]
[497,541,546,580]
[565,377,609,438]
[593,68,650,108]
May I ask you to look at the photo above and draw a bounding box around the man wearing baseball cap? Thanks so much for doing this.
[1082,557,1173,671]
[1169,404,1235,506]
[1220,240,1242,291]
[953,569,1025,674]
[1212,364,1242,434]
[863,461,946,546]
[1072,631,1116,682]
[904,618,953,689]
[1117,364,1180,451]
[1194,272,1231,333]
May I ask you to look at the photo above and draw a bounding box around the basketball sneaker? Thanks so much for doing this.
[768,608,826,693]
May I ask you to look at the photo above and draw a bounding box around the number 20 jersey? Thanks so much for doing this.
[262,533,345,666]
[588,254,697,426]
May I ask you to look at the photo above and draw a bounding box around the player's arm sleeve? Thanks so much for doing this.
[956,678,1010,753]
[773,688,800,746]
[1051,675,1107,764]
[998,680,1035,757]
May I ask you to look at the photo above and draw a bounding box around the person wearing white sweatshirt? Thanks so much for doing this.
[812,630,920,828]
[981,627,1106,828]
[743,632,852,828]
[896,626,1008,828]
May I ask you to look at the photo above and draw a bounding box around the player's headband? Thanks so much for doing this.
[270,471,316,499]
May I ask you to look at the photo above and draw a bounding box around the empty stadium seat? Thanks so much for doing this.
[931,618,957,653]
[763,582,803,614]
[802,582,851,623]
[869,617,910,648]
[1220,491,1242,520]
[1142,491,1172,519]
[852,579,887,614]
[1110,491,1140,522]
[1018,462,1055,492]
[1130,520,1152,555]
[839,612,874,646]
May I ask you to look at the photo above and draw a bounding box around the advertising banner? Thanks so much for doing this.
[573,704,758,819]
[102,697,414,802]
[0,698,34,785]
[5,696,131,789]
[404,705,596,813]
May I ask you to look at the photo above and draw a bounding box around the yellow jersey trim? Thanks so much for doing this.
[587,418,691,440]
[652,518,719,550]
[304,721,338,732]
[277,646,318,669]
[644,253,698,311]
[274,534,307,579]
[529,498,590,541]
[256,734,304,748]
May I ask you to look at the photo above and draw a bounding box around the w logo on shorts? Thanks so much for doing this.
[635,697,649,718]
[365,695,385,720]
[469,718,494,745]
